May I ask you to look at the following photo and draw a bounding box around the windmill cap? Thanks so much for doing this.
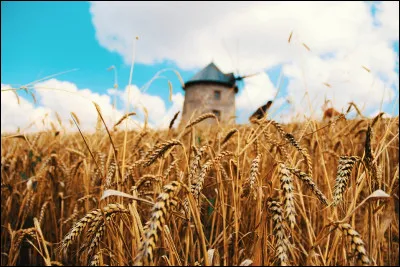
[184,62,238,93]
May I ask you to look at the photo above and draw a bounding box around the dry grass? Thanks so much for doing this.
[1,113,399,266]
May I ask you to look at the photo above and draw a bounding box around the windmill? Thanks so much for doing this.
[180,61,273,126]
[180,39,277,126]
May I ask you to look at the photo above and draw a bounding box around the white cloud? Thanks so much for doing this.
[90,1,399,120]
[112,84,184,128]
[235,72,277,122]
[3,2,398,133]
[1,79,184,133]
[159,92,184,128]
[236,73,277,112]
[123,85,166,123]
[2,81,125,133]
[374,1,399,41]
[32,79,123,132]
[89,2,398,70]
[370,109,392,119]
[283,47,396,119]
[1,84,51,133]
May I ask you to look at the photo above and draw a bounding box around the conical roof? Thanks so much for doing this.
[184,62,238,93]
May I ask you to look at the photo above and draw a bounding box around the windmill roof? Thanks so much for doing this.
[184,62,238,93]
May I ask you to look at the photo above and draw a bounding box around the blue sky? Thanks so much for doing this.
[1,1,192,110]
[1,2,399,132]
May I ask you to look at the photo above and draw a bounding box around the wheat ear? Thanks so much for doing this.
[191,151,233,203]
[279,163,296,229]
[284,133,313,177]
[142,140,182,167]
[337,223,370,265]
[241,154,262,201]
[332,156,360,206]
[84,203,129,257]
[267,199,289,266]
[185,113,217,129]
[134,181,182,266]
[287,167,329,206]
[364,124,381,190]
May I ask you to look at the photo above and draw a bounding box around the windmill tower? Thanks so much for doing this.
[181,62,241,125]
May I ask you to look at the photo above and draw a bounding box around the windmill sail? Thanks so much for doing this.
[235,72,260,81]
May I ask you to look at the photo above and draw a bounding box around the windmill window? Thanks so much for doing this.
[214,90,221,100]
[212,110,221,120]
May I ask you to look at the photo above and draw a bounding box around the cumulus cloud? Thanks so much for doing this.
[3,2,398,133]
[374,1,399,41]
[235,72,277,121]
[89,2,398,69]
[112,84,184,128]
[1,81,124,133]
[159,92,184,128]
[90,1,399,120]
[1,84,51,133]
[236,73,277,112]
[283,47,396,119]
[1,79,184,133]
[32,79,124,132]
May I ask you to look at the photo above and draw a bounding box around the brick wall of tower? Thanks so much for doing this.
[181,82,236,126]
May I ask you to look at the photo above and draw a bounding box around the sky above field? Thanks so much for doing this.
[1,1,399,133]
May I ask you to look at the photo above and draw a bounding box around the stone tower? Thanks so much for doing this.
[181,62,238,125]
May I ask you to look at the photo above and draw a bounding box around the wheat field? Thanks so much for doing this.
[1,110,399,266]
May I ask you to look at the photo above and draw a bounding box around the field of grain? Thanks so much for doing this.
[1,112,399,266]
